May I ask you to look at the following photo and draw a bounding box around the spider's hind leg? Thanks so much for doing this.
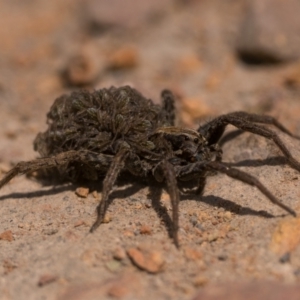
[0,151,75,189]
[0,150,113,189]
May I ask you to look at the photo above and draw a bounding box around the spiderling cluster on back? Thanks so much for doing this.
[1,85,300,247]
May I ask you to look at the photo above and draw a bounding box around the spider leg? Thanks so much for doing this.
[198,113,300,172]
[161,89,176,126]
[176,161,296,217]
[228,112,300,139]
[199,111,300,145]
[161,160,180,247]
[196,175,207,195]
[0,150,113,189]
[90,148,129,233]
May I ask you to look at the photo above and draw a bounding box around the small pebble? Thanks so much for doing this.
[38,274,57,287]
[75,187,89,198]
[102,214,112,223]
[190,216,198,226]
[74,220,86,228]
[145,200,152,208]
[224,211,232,220]
[92,190,99,198]
[64,52,99,86]
[140,225,152,235]
[0,230,14,242]
[107,46,139,70]
[193,275,208,287]
[279,252,290,264]
[105,260,121,272]
[113,247,127,261]
[127,247,165,273]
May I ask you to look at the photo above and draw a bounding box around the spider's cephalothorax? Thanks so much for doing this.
[1,86,300,247]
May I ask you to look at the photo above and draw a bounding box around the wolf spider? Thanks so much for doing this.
[1,86,300,246]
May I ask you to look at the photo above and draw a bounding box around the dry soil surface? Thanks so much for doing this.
[1,1,300,300]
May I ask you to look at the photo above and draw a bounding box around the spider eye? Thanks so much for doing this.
[193,138,199,144]
[184,135,190,141]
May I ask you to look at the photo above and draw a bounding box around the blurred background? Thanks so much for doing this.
[1,0,300,163]
[1,1,300,299]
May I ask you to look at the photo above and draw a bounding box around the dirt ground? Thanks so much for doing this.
[1,1,300,299]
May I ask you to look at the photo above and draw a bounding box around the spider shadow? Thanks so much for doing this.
[148,183,175,241]
[219,129,245,147]
[94,177,176,241]
[101,176,148,207]
[0,174,147,204]
[0,170,281,242]
[181,194,275,218]
[0,184,74,201]
[145,184,278,242]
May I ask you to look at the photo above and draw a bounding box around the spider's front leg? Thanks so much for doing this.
[198,111,300,145]
[198,112,300,172]
[175,160,296,217]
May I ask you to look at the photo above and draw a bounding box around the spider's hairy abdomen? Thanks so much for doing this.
[34,86,167,157]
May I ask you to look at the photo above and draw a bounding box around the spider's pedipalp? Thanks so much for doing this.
[176,160,296,217]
